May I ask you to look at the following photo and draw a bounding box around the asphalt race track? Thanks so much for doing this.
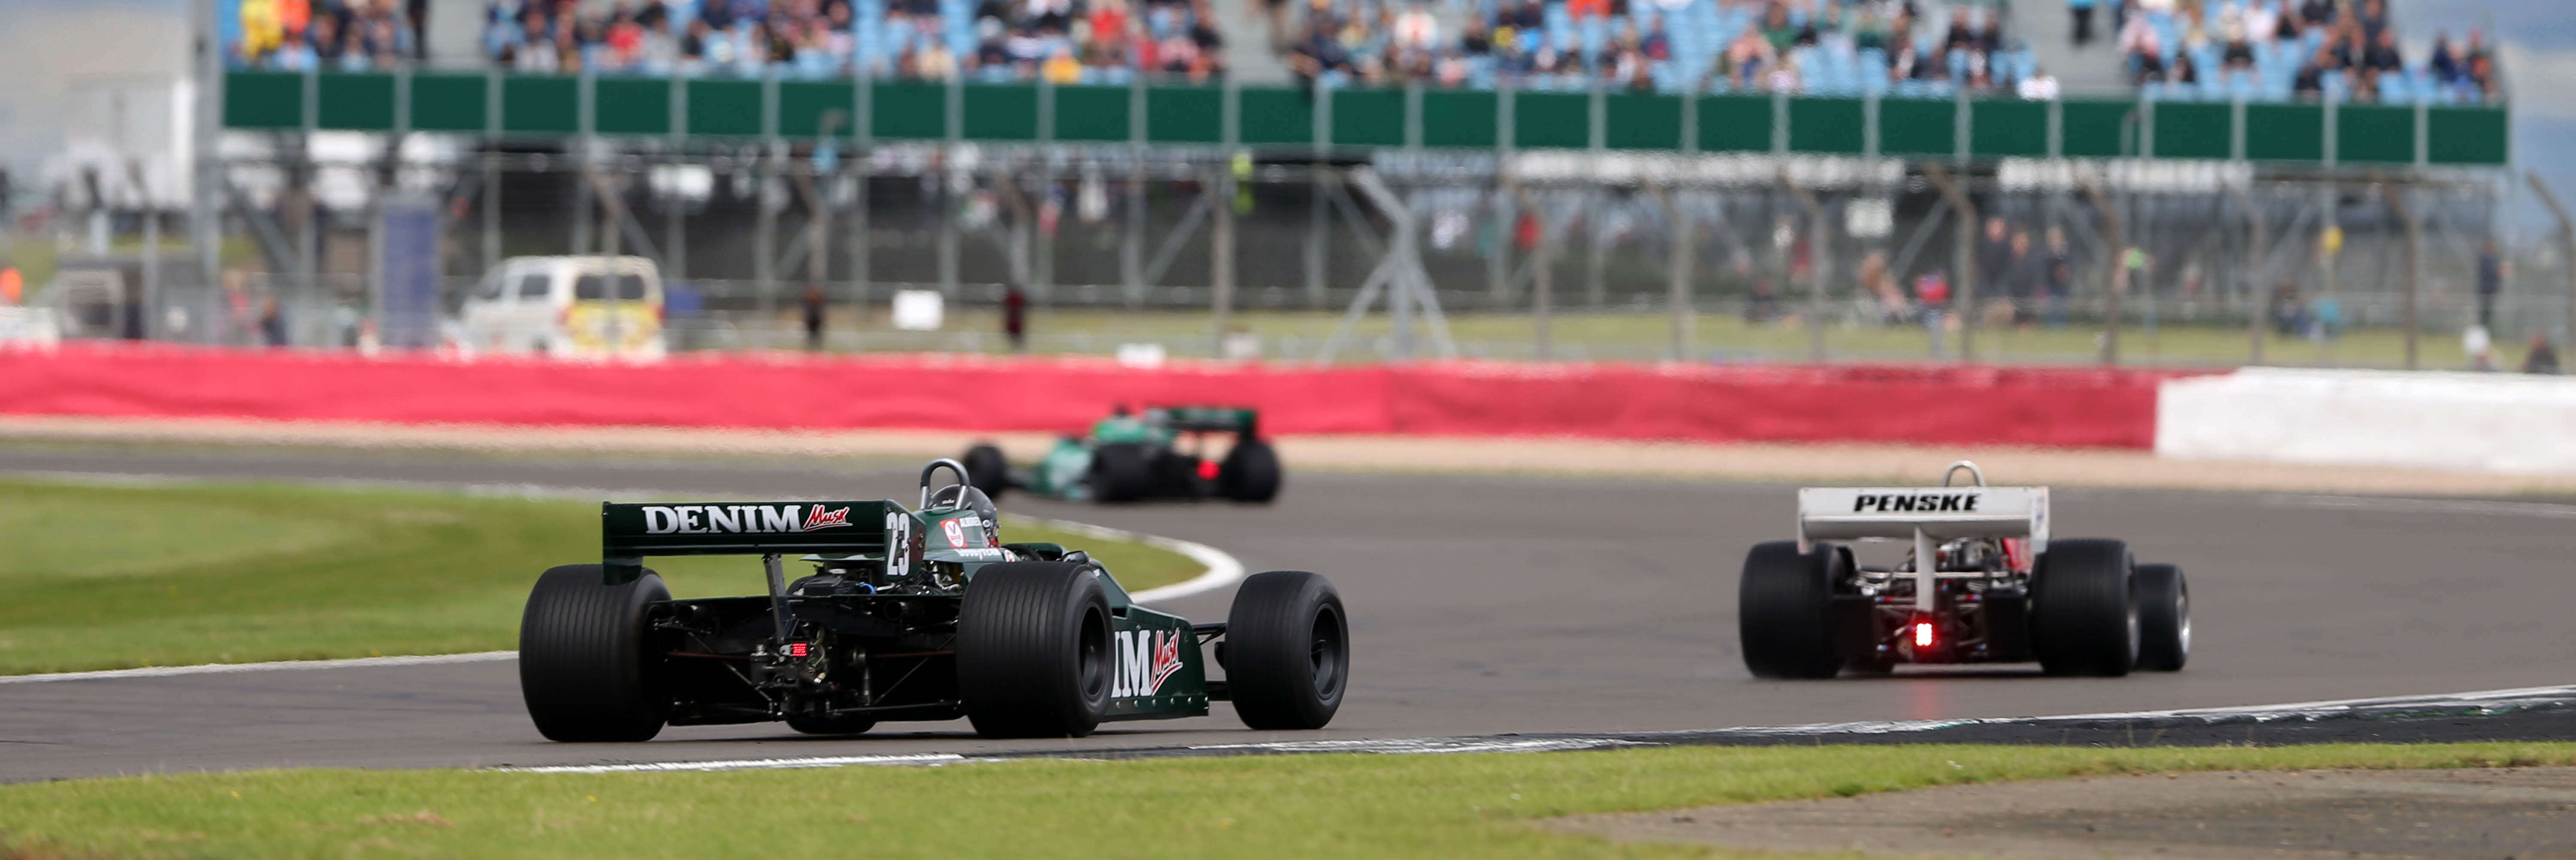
[2,448,2572,781]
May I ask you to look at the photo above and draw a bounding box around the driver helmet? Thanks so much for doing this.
[926,484,1000,545]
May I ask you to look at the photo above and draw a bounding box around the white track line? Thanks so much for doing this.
[0,651,516,685]
[1683,684,2576,737]
[1012,515,1246,604]
[503,753,966,773]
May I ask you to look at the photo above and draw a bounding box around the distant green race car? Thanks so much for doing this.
[516,458,1346,741]
[963,405,1282,504]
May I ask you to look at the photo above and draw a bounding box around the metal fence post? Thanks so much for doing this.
[2383,183,2420,370]
[1924,163,1976,362]
[1662,186,1693,361]
[2082,177,2123,365]
[2525,174,2576,348]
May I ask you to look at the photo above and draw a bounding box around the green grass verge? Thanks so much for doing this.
[800,307,2488,369]
[3,743,2571,859]
[0,479,1203,675]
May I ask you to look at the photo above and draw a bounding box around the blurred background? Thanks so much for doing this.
[0,0,2560,371]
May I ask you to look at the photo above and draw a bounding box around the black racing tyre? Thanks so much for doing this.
[1216,439,1283,503]
[784,714,879,735]
[1738,541,1849,680]
[956,561,1114,738]
[1224,570,1348,730]
[962,443,1010,501]
[2132,562,2190,672]
[519,564,670,742]
[1089,443,1153,503]
[1151,449,1207,500]
[2029,538,2140,677]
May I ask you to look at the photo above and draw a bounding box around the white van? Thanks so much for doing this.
[460,256,666,361]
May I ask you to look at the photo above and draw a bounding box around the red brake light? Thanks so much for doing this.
[1913,621,1935,648]
[786,642,811,658]
[1197,460,1219,480]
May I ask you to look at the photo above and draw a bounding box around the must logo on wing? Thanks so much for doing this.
[639,503,856,534]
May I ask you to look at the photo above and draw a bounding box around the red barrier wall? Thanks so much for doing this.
[0,344,2187,448]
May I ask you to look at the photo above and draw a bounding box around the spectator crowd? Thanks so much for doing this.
[476,0,1225,80]
[234,0,425,70]
[1285,0,2048,96]
[2099,0,2499,102]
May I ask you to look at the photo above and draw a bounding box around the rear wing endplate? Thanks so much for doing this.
[1795,486,2049,552]
[601,500,911,584]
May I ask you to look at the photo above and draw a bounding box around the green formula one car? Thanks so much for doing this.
[962,405,1282,504]
[517,459,1346,741]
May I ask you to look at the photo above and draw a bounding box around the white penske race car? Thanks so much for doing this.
[1738,462,2187,678]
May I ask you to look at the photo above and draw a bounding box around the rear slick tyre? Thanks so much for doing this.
[1224,570,1348,729]
[1738,541,1848,680]
[519,564,670,742]
[2133,563,2190,672]
[962,444,1010,501]
[1217,439,1283,503]
[956,562,1114,738]
[1089,443,1153,503]
[2030,538,2140,677]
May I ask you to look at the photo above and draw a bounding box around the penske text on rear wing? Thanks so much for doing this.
[1795,486,2050,551]
[601,500,910,583]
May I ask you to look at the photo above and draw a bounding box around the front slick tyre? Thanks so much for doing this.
[1738,541,1848,679]
[1225,570,1348,730]
[2132,563,2190,672]
[957,562,1114,738]
[2031,538,2140,677]
[519,564,669,742]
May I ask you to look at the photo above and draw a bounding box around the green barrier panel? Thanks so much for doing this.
[593,77,670,136]
[1696,94,1772,153]
[1878,97,1954,157]
[410,73,486,133]
[225,70,305,129]
[963,82,1036,141]
[1787,97,1865,154]
[1970,99,2047,158]
[1604,92,1682,150]
[501,75,578,135]
[316,73,395,131]
[1419,89,1497,149]
[1331,88,1406,147]
[686,79,761,137]
[225,71,2514,168]
[2151,101,2231,160]
[1053,85,1130,143]
[2243,102,2324,162]
[781,80,859,138]
[871,80,945,140]
[2058,99,2136,157]
[1236,86,1313,146]
[1513,91,1589,149]
[2336,103,2417,165]
[2427,105,2508,166]
[1146,85,1221,143]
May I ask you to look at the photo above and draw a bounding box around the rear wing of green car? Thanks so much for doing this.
[600,500,914,584]
[1148,406,1259,436]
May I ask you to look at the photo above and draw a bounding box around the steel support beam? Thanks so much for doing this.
[1210,167,1235,355]
[2382,183,2420,370]
[1923,163,1976,362]
[2081,177,2125,365]
[2528,173,2576,346]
